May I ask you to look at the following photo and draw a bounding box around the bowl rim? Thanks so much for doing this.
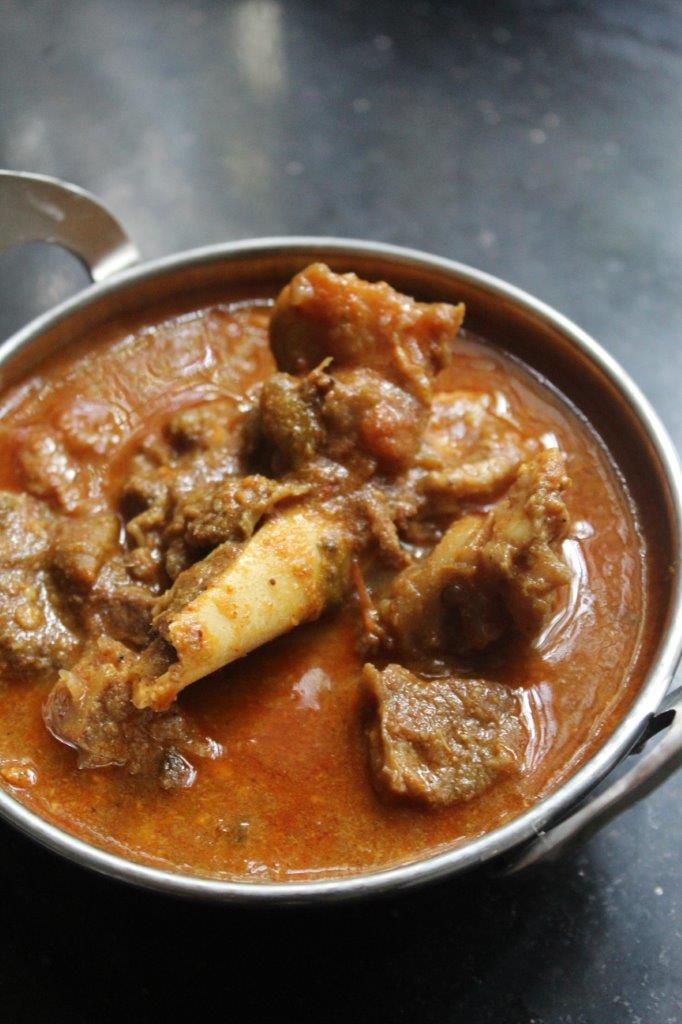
[1,235,680,904]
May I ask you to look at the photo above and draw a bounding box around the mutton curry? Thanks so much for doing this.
[0,264,651,880]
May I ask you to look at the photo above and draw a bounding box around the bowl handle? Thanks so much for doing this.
[0,170,139,282]
[502,685,682,874]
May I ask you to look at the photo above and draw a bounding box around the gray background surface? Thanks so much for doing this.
[0,1,680,1021]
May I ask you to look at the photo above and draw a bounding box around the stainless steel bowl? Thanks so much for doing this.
[0,170,680,904]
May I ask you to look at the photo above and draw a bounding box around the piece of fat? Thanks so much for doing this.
[132,507,352,711]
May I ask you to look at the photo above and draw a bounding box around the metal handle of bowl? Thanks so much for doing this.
[0,170,138,281]
[503,684,682,874]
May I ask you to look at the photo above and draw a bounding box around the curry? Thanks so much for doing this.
[0,265,652,880]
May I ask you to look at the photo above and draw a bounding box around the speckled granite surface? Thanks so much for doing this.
[0,1,680,1020]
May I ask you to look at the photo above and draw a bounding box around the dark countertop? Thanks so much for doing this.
[0,1,680,1021]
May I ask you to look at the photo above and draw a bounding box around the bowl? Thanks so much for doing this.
[0,170,680,904]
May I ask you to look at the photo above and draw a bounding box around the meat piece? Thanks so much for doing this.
[43,637,219,789]
[46,505,155,649]
[264,266,464,481]
[0,569,79,674]
[120,436,173,523]
[260,370,328,471]
[0,492,79,674]
[134,506,353,710]
[479,449,571,633]
[351,487,415,569]
[364,663,524,806]
[85,559,156,648]
[422,450,523,507]
[260,365,428,478]
[381,450,571,656]
[57,397,126,457]
[168,475,308,559]
[182,476,278,549]
[417,391,530,510]
[322,368,427,474]
[155,475,309,581]
[270,263,465,401]
[382,514,494,654]
[122,397,256,517]
[166,399,258,455]
[152,543,242,622]
[122,401,262,585]
[16,430,85,512]
[124,492,172,587]
[360,493,409,568]
[52,511,120,590]
[0,491,53,568]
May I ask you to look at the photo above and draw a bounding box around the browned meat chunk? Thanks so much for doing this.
[153,542,243,625]
[353,488,414,569]
[176,476,274,551]
[16,430,85,512]
[322,368,427,474]
[417,391,530,510]
[381,450,571,656]
[364,663,524,806]
[0,492,79,674]
[43,637,219,789]
[168,475,307,555]
[259,370,328,472]
[260,365,427,478]
[166,399,258,455]
[0,491,53,568]
[47,507,155,649]
[57,397,125,457]
[120,438,173,524]
[270,263,464,401]
[0,569,79,674]
[159,474,308,580]
[122,399,261,584]
[480,449,571,633]
[85,559,156,648]
[384,514,499,653]
[52,511,120,590]
[261,266,465,503]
